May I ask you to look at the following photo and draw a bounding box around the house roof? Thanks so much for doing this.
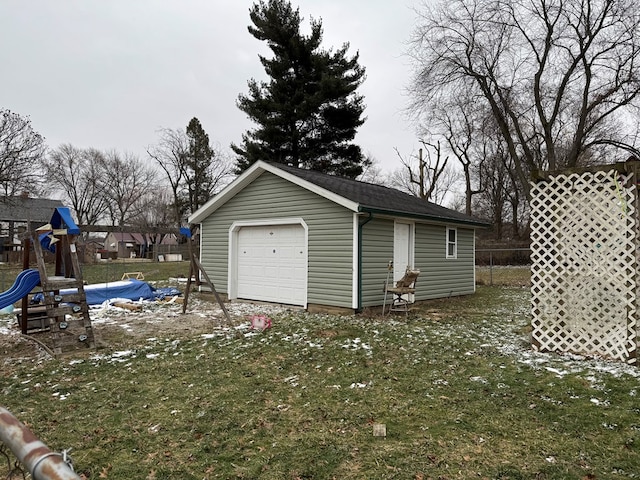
[189,161,490,227]
[108,232,178,245]
[0,197,65,224]
[109,232,143,243]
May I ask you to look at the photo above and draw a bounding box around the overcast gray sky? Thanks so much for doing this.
[0,0,425,174]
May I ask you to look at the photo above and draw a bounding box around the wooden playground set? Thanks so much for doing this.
[3,207,229,356]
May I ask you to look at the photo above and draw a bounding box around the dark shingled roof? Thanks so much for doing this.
[0,197,65,224]
[273,163,489,227]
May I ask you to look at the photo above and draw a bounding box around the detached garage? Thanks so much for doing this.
[189,161,489,312]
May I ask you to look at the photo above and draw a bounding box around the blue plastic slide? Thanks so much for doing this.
[0,269,41,310]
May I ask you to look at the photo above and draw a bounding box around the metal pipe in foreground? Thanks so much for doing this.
[0,406,80,480]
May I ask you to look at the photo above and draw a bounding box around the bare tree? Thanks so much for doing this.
[357,155,387,185]
[430,91,487,216]
[391,140,460,205]
[147,127,189,224]
[503,154,529,240]
[148,121,232,223]
[46,144,109,226]
[435,86,538,236]
[100,151,158,227]
[477,152,510,239]
[409,0,640,199]
[0,108,46,197]
[128,186,176,229]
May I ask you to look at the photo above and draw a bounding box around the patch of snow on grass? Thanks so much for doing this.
[341,338,372,355]
[349,382,370,389]
[475,289,640,384]
[470,376,487,384]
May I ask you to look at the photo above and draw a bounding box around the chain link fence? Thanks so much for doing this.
[476,247,531,286]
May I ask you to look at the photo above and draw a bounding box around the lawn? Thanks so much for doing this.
[475,265,532,287]
[0,260,192,289]
[1,267,639,479]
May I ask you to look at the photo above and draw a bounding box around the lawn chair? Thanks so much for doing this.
[383,267,420,315]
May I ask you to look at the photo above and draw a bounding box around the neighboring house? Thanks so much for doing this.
[0,196,65,261]
[105,232,142,258]
[105,232,178,259]
[0,196,65,234]
[188,161,490,312]
[80,236,105,263]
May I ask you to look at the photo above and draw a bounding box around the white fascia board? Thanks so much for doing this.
[188,161,360,224]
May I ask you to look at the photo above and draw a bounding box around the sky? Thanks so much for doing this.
[0,1,427,175]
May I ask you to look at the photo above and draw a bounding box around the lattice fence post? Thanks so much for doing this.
[530,163,640,364]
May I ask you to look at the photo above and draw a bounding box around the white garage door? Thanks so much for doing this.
[236,224,307,306]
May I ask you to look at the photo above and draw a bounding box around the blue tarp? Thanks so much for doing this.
[80,279,155,305]
[32,279,181,306]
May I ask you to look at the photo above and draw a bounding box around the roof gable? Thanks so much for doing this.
[189,161,489,227]
[189,161,358,223]
[0,197,65,224]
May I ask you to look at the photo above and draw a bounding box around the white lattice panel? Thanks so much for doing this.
[530,169,638,363]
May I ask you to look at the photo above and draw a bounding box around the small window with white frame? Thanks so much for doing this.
[446,227,457,259]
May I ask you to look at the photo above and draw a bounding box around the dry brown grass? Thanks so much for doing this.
[476,265,531,287]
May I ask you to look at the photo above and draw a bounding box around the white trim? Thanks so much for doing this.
[394,220,415,272]
[352,213,359,309]
[446,226,458,259]
[228,218,308,307]
[472,229,477,292]
[189,160,360,224]
[393,220,416,303]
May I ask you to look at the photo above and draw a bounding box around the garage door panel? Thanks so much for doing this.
[238,266,255,277]
[264,266,280,277]
[293,266,306,282]
[236,224,306,306]
[278,246,294,256]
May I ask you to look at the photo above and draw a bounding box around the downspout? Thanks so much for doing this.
[357,212,373,312]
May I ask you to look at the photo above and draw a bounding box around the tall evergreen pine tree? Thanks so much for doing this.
[232,0,368,179]
[184,117,215,215]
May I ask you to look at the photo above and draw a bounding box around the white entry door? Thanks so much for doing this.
[236,224,307,306]
[393,222,414,282]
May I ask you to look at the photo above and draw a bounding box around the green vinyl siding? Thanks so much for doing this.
[359,219,476,307]
[414,224,476,300]
[199,219,228,292]
[199,172,354,308]
[360,217,394,307]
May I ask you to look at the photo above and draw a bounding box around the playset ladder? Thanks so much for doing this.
[182,234,232,324]
[32,232,95,355]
